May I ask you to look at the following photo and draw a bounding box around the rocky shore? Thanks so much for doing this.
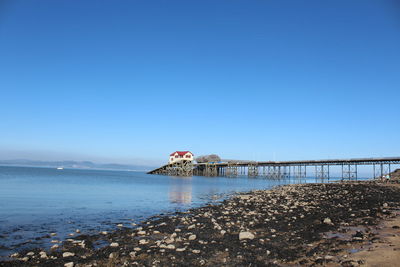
[2,180,400,267]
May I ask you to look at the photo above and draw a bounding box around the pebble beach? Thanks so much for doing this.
[2,180,400,267]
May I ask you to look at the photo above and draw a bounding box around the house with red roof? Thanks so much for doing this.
[169,151,194,164]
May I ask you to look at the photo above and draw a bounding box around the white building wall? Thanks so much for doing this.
[169,153,193,164]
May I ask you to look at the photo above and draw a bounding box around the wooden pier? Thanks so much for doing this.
[148,157,400,180]
[147,160,193,176]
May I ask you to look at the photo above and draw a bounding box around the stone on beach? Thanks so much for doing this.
[64,262,74,267]
[323,217,333,225]
[165,238,174,244]
[110,242,119,247]
[188,234,196,241]
[62,252,75,258]
[139,239,148,245]
[109,252,117,259]
[39,251,47,259]
[239,195,251,200]
[239,231,255,240]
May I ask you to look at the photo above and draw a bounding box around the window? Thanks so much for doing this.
[175,155,178,158]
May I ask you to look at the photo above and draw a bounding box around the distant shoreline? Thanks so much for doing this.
[0,163,153,172]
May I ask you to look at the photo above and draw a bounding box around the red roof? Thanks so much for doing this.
[170,151,193,156]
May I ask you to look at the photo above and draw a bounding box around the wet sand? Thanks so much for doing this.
[2,180,400,267]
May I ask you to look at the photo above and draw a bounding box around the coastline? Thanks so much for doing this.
[2,180,400,267]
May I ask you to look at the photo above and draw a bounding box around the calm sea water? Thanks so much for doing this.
[0,166,317,256]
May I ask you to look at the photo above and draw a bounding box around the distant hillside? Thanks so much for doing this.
[0,159,154,171]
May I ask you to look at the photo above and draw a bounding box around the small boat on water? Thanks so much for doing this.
[57,167,64,170]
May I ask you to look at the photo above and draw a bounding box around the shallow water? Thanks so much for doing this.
[0,166,325,256]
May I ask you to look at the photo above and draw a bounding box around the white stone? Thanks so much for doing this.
[75,229,80,233]
[176,247,186,252]
[101,231,108,235]
[64,262,74,267]
[188,234,196,241]
[39,251,47,259]
[51,244,59,249]
[137,231,146,235]
[110,242,119,247]
[166,244,175,249]
[221,230,226,235]
[26,252,34,256]
[129,252,136,258]
[188,224,195,230]
[139,239,148,245]
[165,238,174,244]
[62,252,75,258]
[239,231,255,240]
[109,253,116,259]
[323,218,333,225]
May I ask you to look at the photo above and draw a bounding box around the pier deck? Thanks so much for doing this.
[148,157,400,179]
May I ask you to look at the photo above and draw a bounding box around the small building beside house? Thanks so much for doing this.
[169,151,194,164]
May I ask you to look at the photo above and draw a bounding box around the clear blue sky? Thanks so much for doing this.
[0,0,399,166]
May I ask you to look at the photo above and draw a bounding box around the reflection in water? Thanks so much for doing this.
[169,177,192,204]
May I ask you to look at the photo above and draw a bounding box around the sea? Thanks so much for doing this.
[0,165,334,257]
